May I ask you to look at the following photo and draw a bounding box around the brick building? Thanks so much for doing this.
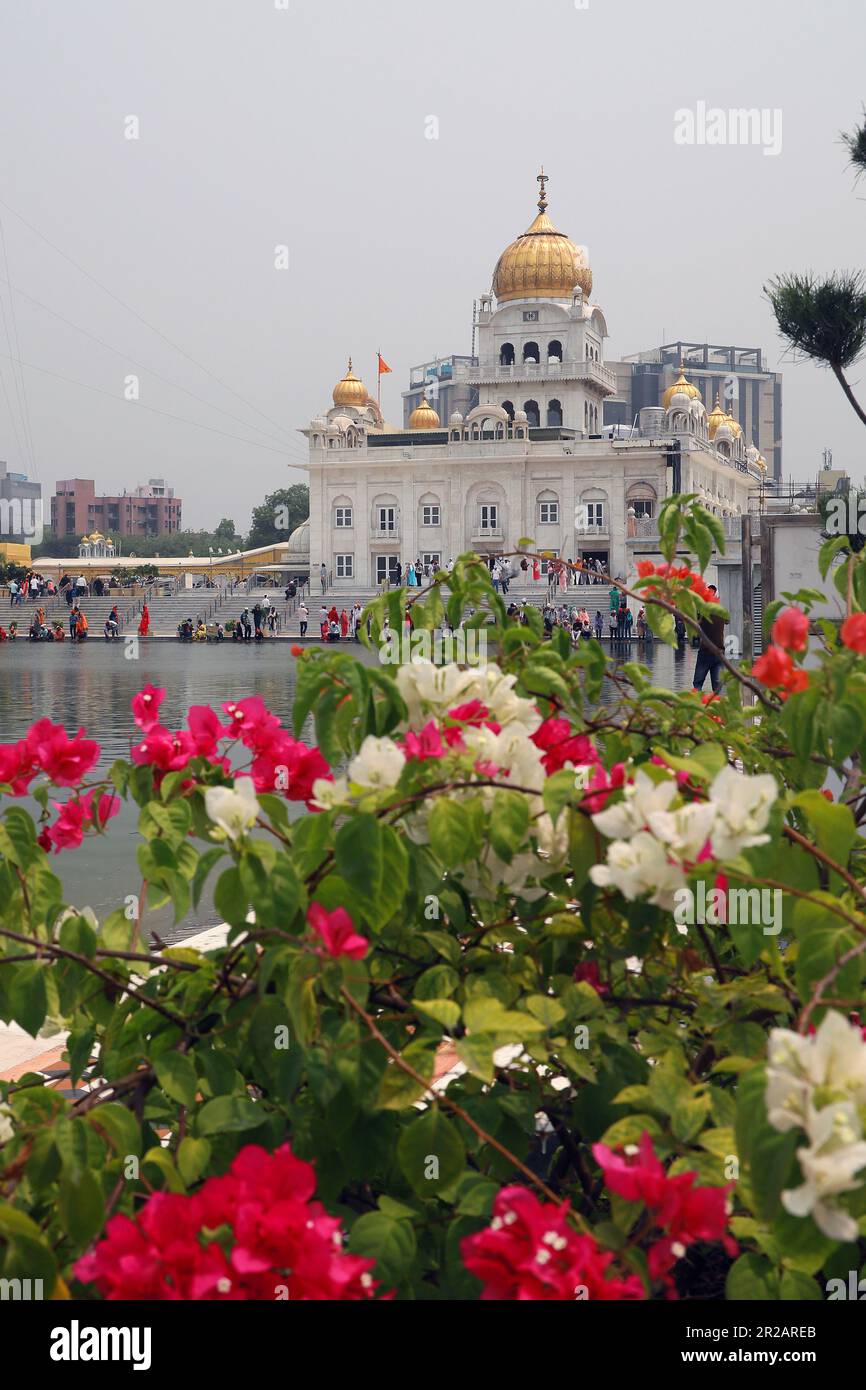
[51,478,182,540]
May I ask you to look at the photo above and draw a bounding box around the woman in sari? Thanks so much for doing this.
[138,604,150,637]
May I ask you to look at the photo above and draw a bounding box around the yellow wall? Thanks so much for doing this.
[0,543,32,565]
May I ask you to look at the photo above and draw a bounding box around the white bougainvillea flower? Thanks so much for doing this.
[589,830,686,909]
[646,800,718,864]
[204,776,260,843]
[0,1103,14,1145]
[768,1012,866,1117]
[395,660,479,726]
[781,1101,866,1241]
[706,766,778,860]
[591,770,678,841]
[310,775,350,811]
[472,666,541,734]
[348,736,406,790]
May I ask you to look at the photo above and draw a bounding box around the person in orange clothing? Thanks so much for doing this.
[138,603,150,637]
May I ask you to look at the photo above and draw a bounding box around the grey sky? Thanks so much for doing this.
[0,0,864,531]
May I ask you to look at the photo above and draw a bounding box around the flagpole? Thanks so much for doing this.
[377,349,381,412]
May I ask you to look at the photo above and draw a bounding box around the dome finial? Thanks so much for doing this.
[536,166,548,213]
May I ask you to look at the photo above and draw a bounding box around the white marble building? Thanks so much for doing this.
[298,172,765,590]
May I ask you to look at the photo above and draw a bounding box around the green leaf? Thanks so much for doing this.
[154,1053,198,1109]
[413,998,461,1031]
[725,1252,780,1300]
[376,1039,438,1110]
[213,867,249,929]
[396,1107,466,1198]
[427,799,471,868]
[58,1168,104,1247]
[348,1212,417,1287]
[335,814,384,901]
[177,1137,212,1185]
[489,790,530,863]
[7,962,47,1035]
[196,1095,263,1135]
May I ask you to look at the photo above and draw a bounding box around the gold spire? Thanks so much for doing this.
[408,394,441,429]
[707,393,728,440]
[662,360,701,409]
[332,357,368,407]
[492,170,592,303]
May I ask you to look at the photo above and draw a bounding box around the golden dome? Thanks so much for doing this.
[707,394,728,440]
[408,395,440,429]
[332,358,368,407]
[662,362,701,409]
[725,412,743,438]
[492,169,592,304]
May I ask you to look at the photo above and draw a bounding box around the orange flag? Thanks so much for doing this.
[378,353,392,376]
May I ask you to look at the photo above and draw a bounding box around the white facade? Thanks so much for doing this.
[299,178,763,589]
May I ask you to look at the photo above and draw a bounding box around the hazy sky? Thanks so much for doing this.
[1,0,864,531]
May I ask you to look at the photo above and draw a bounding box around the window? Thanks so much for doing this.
[334,506,353,528]
[523,400,540,427]
[547,399,563,427]
[421,552,441,569]
[499,343,515,366]
[632,499,654,519]
[377,506,396,533]
[422,504,441,526]
[480,504,498,531]
[335,554,353,578]
[522,341,540,364]
[539,500,559,525]
[586,502,604,528]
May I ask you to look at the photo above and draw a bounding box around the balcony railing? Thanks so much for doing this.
[626,514,742,541]
[373,527,400,541]
[471,526,504,542]
[575,521,609,537]
[465,358,617,392]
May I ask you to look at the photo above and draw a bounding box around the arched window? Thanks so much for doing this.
[501,400,515,421]
[547,399,563,427]
[522,341,540,364]
[499,343,515,366]
[584,401,589,430]
[547,340,563,363]
[523,399,540,427]
[537,489,559,526]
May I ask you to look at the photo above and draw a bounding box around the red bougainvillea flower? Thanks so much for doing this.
[290,644,304,657]
[443,700,500,747]
[187,705,226,757]
[460,1186,644,1301]
[771,606,809,652]
[580,761,626,814]
[131,684,165,732]
[401,721,446,762]
[0,740,38,795]
[531,717,596,774]
[249,733,330,806]
[841,612,866,654]
[573,960,609,997]
[592,1132,736,1273]
[131,725,197,772]
[43,791,120,852]
[752,645,809,695]
[307,902,368,959]
[24,719,100,786]
[74,1144,380,1301]
[222,696,282,754]
[636,561,714,604]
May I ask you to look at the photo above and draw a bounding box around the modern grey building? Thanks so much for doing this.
[0,461,42,546]
[606,342,782,480]
[402,355,478,427]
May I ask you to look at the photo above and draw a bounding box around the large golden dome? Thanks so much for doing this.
[332,358,368,407]
[492,169,592,303]
[408,395,440,429]
[707,394,728,440]
[662,362,701,409]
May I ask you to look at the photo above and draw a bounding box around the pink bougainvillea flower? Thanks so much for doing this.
[43,790,120,853]
[0,740,38,795]
[307,902,368,960]
[187,705,226,757]
[74,1143,379,1301]
[531,717,596,774]
[222,696,282,755]
[130,725,196,772]
[841,612,866,654]
[131,684,166,732]
[573,960,609,997]
[581,762,626,814]
[25,719,100,786]
[249,733,330,806]
[771,606,809,652]
[460,1186,644,1301]
[401,721,446,762]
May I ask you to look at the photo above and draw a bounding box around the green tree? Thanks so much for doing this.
[247,484,309,550]
[214,517,237,541]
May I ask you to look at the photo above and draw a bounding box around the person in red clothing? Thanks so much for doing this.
[340,609,349,638]
[328,605,338,624]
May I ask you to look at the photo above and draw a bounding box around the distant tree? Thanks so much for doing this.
[215,517,237,541]
[766,108,866,429]
[247,485,309,550]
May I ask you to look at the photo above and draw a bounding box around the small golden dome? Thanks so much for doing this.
[707,394,728,440]
[662,362,701,409]
[408,395,440,429]
[492,169,592,304]
[90,531,104,541]
[725,412,743,439]
[332,358,368,407]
